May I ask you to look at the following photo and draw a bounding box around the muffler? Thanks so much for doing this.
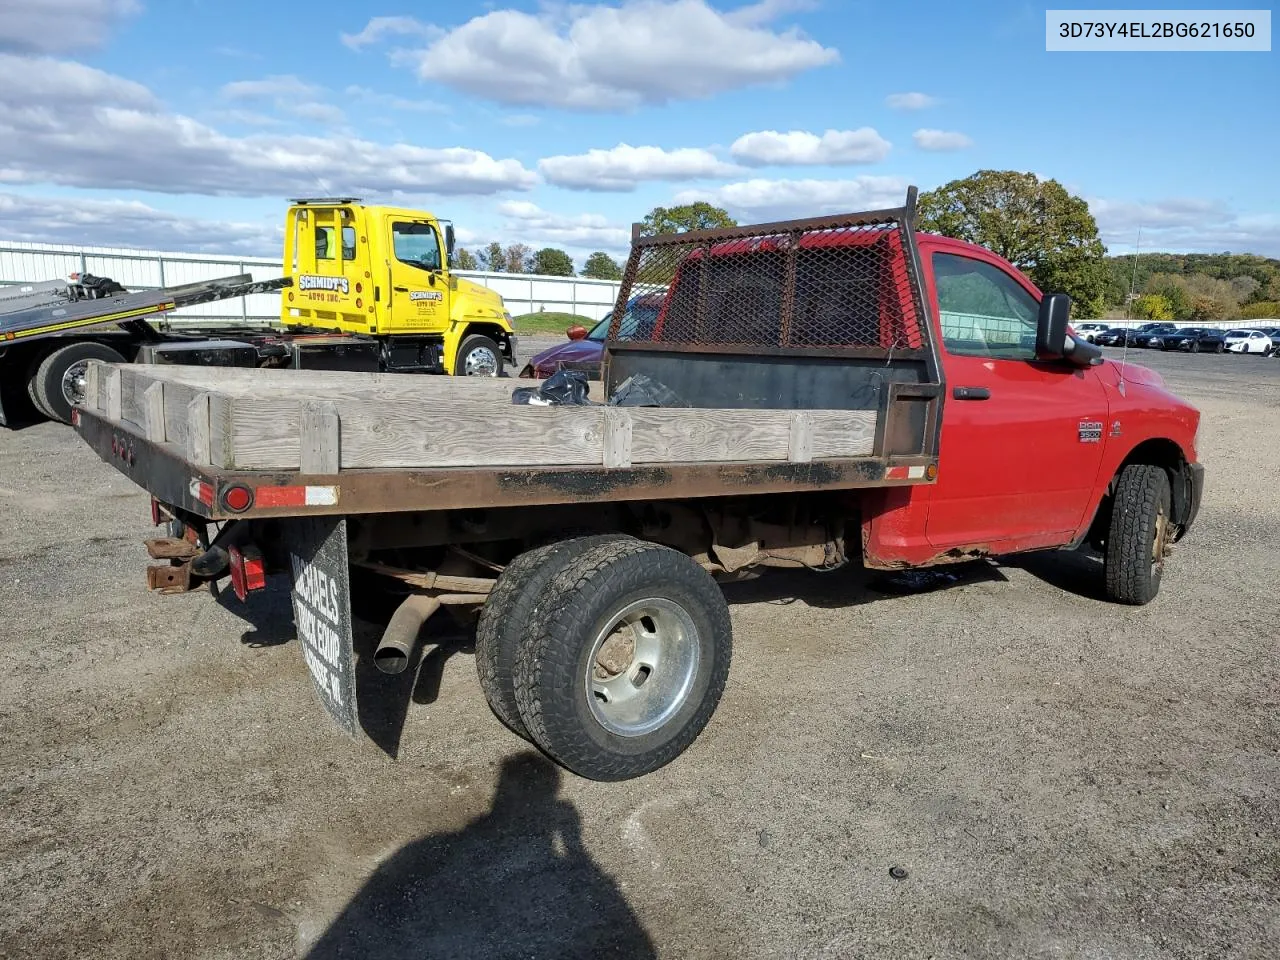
[373,594,440,675]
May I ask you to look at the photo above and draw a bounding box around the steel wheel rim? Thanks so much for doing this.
[1152,502,1170,576]
[585,598,700,738]
[61,359,91,406]
[464,346,498,376]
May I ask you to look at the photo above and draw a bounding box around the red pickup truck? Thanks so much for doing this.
[74,188,1203,781]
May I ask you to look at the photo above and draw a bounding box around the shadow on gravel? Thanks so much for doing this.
[306,751,657,960]
[1004,548,1109,602]
[720,559,1007,608]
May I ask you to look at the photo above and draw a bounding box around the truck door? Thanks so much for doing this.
[923,249,1109,551]
[385,219,451,334]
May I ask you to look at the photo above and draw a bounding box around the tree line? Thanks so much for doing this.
[450,203,739,281]
[1103,252,1280,322]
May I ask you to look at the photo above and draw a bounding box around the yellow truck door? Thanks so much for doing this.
[283,205,370,333]
[384,218,451,335]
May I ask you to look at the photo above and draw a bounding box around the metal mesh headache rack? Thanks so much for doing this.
[608,188,929,357]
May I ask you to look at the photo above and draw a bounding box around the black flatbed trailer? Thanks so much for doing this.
[0,272,295,426]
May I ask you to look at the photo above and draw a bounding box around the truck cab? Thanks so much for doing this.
[281,199,516,375]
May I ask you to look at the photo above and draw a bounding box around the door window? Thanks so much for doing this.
[933,253,1039,360]
[392,222,442,271]
[315,226,335,261]
[341,226,357,261]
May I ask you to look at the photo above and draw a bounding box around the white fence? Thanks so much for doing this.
[0,241,623,326]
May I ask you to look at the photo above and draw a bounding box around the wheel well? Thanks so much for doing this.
[460,322,515,357]
[1112,439,1195,526]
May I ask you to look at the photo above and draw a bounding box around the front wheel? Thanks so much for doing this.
[455,334,503,377]
[1190,341,1200,353]
[513,540,732,781]
[1215,342,1225,354]
[1104,464,1172,606]
[32,342,126,423]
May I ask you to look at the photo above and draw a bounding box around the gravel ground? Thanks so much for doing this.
[1,348,1277,959]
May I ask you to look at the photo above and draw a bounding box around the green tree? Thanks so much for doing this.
[1241,300,1280,320]
[1144,275,1192,321]
[481,242,505,272]
[531,247,575,276]
[1132,294,1174,321]
[582,251,623,280]
[504,243,533,273]
[1189,295,1227,322]
[452,247,478,270]
[641,202,737,236]
[918,170,1108,318]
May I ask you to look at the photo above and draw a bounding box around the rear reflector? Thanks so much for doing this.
[222,484,253,513]
[229,545,267,602]
[151,497,162,526]
[255,485,340,508]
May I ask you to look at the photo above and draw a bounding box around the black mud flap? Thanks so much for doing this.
[285,516,358,735]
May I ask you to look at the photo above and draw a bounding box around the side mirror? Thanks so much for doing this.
[1036,293,1102,367]
[444,224,456,258]
[566,325,589,341]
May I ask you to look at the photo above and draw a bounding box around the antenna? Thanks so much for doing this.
[1119,225,1141,391]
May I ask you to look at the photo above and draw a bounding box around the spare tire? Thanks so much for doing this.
[32,342,125,424]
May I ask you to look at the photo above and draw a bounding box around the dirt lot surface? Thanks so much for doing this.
[2,348,1278,959]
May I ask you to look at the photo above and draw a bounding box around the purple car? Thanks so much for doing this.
[519,294,664,379]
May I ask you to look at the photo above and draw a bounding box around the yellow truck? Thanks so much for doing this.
[281,198,516,376]
[0,198,519,425]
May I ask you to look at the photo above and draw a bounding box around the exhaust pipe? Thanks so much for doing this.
[373,594,440,675]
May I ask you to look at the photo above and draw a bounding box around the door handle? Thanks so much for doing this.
[393,286,409,292]
[952,386,991,401]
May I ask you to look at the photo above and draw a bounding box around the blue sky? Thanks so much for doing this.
[0,0,1276,263]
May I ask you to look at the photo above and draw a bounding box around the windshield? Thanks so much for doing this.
[586,301,663,342]
[1226,330,1250,337]
[1174,328,1200,335]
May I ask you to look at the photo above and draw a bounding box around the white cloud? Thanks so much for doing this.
[886,92,937,110]
[1089,197,1280,256]
[497,200,630,252]
[539,144,737,191]
[499,113,541,127]
[912,129,973,151]
[341,16,436,50]
[0,55,536,198]
[0,53,153,107]
[674,175,910,221]
[0,192,281,255]
[399,0,838,110]
[730,128,890,166]
[344,85,449,113]
[221,75,319,100]
[0,0,138,54]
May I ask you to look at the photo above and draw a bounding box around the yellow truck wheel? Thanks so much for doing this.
[456,334,503,377]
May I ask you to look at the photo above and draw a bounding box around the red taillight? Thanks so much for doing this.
[355,282,362,293]
[70,408,80,426]
[150,497,162,526]
[222,484,253,513]
[355,298,363,308]
[229,545,266,602]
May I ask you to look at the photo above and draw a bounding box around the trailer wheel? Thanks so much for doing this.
[33,342,125,423]
[456,334,503,377]
[1104,463,1172,606]
[513,540,732,781]
[474,535,625,739]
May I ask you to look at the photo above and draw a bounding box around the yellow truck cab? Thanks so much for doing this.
[281,198,516,375]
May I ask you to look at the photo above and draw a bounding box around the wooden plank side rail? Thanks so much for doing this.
[93,362,878,472]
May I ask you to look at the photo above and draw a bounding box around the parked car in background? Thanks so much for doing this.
[1150,326,1227,353]
[1255,326,1280,355]
[1073,321,1111,343]
[1093,327,1130,347]
[1130,322,1180,347]
[519,292,665,378]
[1224,329,1274,354]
